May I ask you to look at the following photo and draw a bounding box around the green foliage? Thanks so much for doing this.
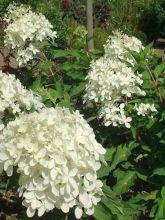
[0,1,165,220]
[89,46,164,220]
[93,27,108,50]
[106,0,165,42]
[62,17,88,49]
[139,1,165,41]
[0,0,12,13]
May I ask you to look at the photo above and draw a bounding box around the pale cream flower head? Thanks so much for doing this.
[0,107,106,219]
[4,3,57,66]
[0,70,43,131]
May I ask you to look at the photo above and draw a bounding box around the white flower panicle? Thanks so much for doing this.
[4,3,57,66]
[84,31,157,128]
[0,70,43,130]
[4,2,30,22]
[84,56,145,128]
[84,57,145,103]
[134,103,157,116]
[0,107,106,219]
[104,30,144,65]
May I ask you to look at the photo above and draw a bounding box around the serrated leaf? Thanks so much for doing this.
[113,171,136,195]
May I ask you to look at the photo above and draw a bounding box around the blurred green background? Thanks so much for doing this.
[0,0,165,50]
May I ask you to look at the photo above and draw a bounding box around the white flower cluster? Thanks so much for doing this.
[0,70,43,130]
[99,103,132,128]
[4,3,30,22]
[104,30,144,65]
[134,103,157,116]
[4,3,57,66]
[84,56,146,128]
[84,31,157,128]
[0,107,106,219]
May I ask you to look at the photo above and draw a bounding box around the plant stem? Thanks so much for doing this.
[87,0,94,51]
[42,52,56,81]
[147,66,163,102]
[65,214,68,220]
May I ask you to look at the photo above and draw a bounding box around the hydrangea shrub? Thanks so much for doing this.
[0,2,164,220]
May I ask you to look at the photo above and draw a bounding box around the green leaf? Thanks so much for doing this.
[161,187,165,198]
[40,59,53,74]
[97,143,137,179]
[59,92,71,108]
[94,202,113,220]
[113,171,136,195]
[64,84,72,92]
[70,83,86,97]
[47,88,58,104]
[129,191,157,204]
[102,183,117,198]
[55,81,63,96]
[66,71,85,80]
[130,51,141,62]
[142,70,150,80]
[31,76,42,91]
[153,168,165,176]
[109,144,132,172]
[52,49,89,62]
[97,164,111,178]
[105,147,116,161]
[130,127,137,139]
[155,198,165,220]
[141,43,153,58]
[60,61,87,71]
[52,50,70,58]
[153,62,165,79]
[63,92,70,102]
[136,171,148,181]
[35,87,58,104]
